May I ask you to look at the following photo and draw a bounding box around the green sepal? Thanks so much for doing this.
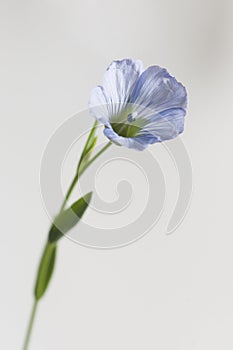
[48,192,92,243]
[34,242,57,300]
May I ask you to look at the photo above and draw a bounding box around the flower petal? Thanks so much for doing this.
[103,126,150,151]
[130,66,187,115]
[141,107,186,141]
[88,86,110,125]
[101,59,143,117]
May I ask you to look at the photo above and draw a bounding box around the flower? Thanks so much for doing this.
[89,59,187,151]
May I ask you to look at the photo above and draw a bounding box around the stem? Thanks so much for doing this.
[23,123,112,349]
[79,141,112,176]
[23,300,38,350]
[60,141,112,211]
[60,172,79,212]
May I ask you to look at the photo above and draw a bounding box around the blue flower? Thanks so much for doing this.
[89,59,187,151]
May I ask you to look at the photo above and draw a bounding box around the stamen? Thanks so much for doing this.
[127,111,138,123]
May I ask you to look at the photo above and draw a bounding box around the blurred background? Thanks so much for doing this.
[0,0,233,349]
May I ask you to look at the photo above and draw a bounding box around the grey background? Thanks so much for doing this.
[1,0,233,349]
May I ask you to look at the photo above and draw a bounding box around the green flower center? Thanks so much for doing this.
[111,122,141,138]
[110,108,146,138]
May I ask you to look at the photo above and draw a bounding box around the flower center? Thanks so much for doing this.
[110,108,146,138]
[111,121,141,138]
[127,111,137,122]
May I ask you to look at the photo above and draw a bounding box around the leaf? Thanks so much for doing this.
[34,242,57,300]
[48,192,92,242]
[34,193,92,300]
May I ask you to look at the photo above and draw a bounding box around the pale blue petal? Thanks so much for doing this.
[141,107,186,141]
[101,59,143,117]
[135,132,159,144]
[130,66,187,115]
[88,86,110,125]
[103,127,149,151]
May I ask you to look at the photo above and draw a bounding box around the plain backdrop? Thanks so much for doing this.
[1,0,233,349]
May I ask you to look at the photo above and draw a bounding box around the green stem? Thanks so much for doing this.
[23,300,38,350]
[78,141,112,177]
[23,123,112,349]
[60,172,79,212]
[60,141,112,212]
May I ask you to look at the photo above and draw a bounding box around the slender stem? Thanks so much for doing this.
[23,132,112,349]
[60,172,79,212]
[23,300,38,350]
[79,141,112,176]
[60,141,112,211]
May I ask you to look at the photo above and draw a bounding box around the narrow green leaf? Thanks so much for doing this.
[34,242,57,300]
[49,192,92,242]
